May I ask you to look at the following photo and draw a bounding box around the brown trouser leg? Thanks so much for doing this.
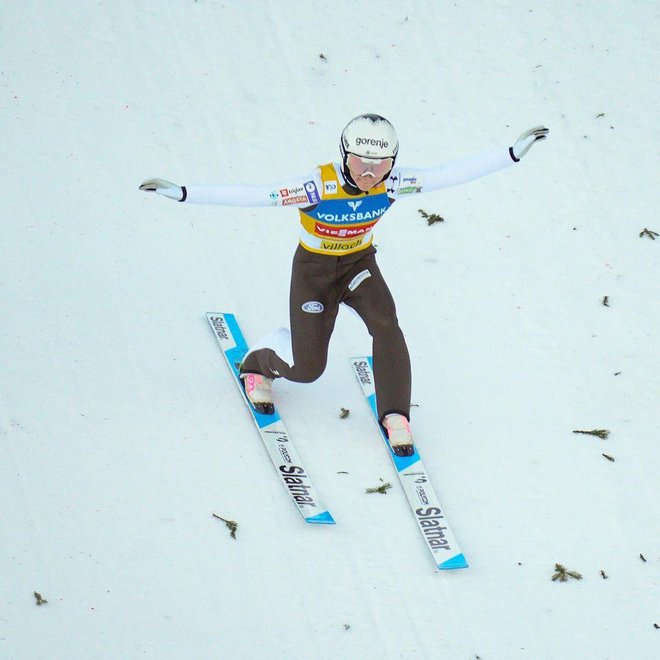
[241,245,411,421]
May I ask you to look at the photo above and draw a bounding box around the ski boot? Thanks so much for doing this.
[240,372,275,415]
[383,413,414,457]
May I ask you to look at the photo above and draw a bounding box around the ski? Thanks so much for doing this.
[350,357,468,569]
[207,313,335,524]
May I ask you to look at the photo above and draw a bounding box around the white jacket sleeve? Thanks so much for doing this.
[389,147,515,198]
[182,170,323,208]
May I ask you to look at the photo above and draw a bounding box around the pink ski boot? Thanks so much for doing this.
[240,373,275,415]
[383,413,414,457]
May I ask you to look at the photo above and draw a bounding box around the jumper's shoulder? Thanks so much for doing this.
[386,167,424,198]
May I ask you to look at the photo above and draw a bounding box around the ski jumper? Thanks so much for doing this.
[182,147,516,421]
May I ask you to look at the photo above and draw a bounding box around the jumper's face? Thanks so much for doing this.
[346,154,393,192]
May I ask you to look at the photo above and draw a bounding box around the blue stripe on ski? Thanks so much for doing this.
[223,313,248,354]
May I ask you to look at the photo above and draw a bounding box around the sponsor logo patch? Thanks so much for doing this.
[282,195,309,206]
[302,301,324,313]
[316,205,387,224]
[355,137,388,149]
[280,186,304,197]
[320,237,364,252]
[314,221,376,238]
[415,485,430,505]
[279,465,317,508]
[354,359,372,385]
[304,180,320,204]
[209,315,229,340]
[415,507,451,551]
[348,269,371,291]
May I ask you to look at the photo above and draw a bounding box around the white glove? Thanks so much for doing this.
[139,178,185,201]
[511,126,549,161]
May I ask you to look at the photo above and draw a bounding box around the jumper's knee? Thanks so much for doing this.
[290,357,327,384]
[366,313,401,339]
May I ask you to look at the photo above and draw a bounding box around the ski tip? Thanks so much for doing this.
[305,511,336,525]
[437,553,469,570]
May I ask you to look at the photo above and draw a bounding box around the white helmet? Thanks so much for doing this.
[340,114,398,185]
[340,113,399,160]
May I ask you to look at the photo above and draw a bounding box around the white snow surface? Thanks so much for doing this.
[2,2,659,659]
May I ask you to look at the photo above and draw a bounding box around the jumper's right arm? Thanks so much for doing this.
[139,172,323,208]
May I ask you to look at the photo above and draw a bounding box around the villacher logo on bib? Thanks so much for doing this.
[302,301,324,313]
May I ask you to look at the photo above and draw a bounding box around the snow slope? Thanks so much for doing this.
[1,2,658,658]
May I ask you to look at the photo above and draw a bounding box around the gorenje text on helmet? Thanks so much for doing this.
[355,137,389,149]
